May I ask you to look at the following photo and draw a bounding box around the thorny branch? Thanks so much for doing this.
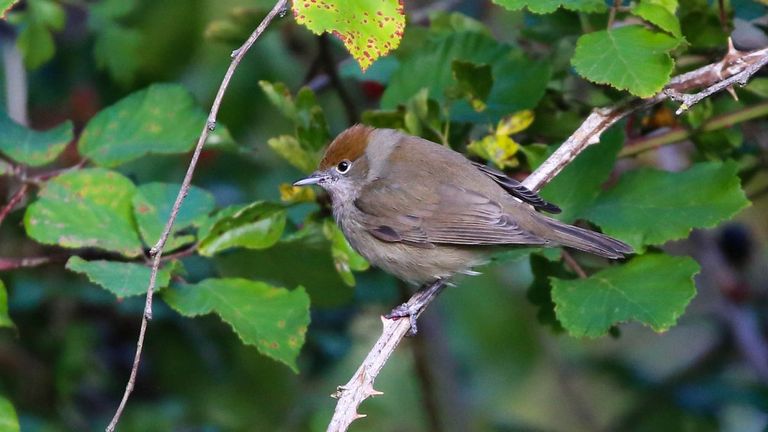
[327,44,768,432]
[104,1,289,430]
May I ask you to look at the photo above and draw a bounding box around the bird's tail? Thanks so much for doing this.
[541,217,633,259]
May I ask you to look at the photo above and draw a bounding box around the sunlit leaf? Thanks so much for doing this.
[132,182,215,252]
[572,26,680,97]
[467,135,520,169]
[66,256,175,298]
[0,395,20,432]
[78,84,205,167]
[197,202,287,257]
[293,0,405,71]
[0,280,13,329]
[24,168,143,257]
[163,278,310,372]
[279,183,316,204]
[14,0,65,69]
[267,135,319,174]
[0,113,71,166]
[1,0,19,18]
[552,254,699,337]
[632,1,683,38]
[323,220,369,287]
[584,161,750,251]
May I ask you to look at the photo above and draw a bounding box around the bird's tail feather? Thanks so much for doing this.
[542,218,633,259]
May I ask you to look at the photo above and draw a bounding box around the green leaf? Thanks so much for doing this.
[24,168,143,257]
[14,0,65,69]
[323,220,369,287]
[552,254,699,337]
[266,135,319,174]
[0,395,20,432]
[527,255,569,332]
[492,0,607,14]
[93,26,142,86]
[197,202,287,257]
[632,1,683,38]
[66,256,174,298]
[1,0,19,18]
[382,32,550,123]
[572,26,680,97]
[0,113,71,166]
[132,182,215,252]
[584,161,750,251]
[540,126,624,223]
[448,60,493,110]
[163,278,310,372]
[0,280,13,329]
[258,81,297,121]
[78,84,206,167]
[293,0,405,71]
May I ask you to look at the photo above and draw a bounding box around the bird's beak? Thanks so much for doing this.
[293,172,324,186]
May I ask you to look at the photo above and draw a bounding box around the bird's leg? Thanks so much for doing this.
[385,279,446,336]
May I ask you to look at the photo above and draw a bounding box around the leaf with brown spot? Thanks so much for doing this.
[293,0,405,71]
[24,168,143,257]
[162,278,310,372]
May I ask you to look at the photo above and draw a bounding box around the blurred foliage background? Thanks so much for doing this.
[1,0,768,431]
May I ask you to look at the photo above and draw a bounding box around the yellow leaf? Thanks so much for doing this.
[279,183,315,204]
[496,110,535,136]
[467,134,520,170]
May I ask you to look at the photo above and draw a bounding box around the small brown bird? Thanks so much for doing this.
[295,125,632,329]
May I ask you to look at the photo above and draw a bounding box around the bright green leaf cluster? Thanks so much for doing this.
[89,0,142,85]
[260,81,330,173]
[0,394,20,432]
[492,0,607,14]
[197,202,287,257]
[8,0,65,69]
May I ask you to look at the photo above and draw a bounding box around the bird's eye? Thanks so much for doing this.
[336,160,351,173]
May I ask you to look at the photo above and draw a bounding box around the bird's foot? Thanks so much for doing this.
[384,279,447,337]
[385,303,420,336]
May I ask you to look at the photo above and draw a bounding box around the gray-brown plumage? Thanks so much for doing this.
[295,125,632,285]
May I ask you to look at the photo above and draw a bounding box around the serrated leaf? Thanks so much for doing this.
[323,220,369,287]
[197,202,287,256]
[552,254,699,337]
[632,1,682,38]
[0,395,20,432]
[0,280,13,329]
[584,161,750,251]
[293,0,405,71]
[25,168,143,257]
[540,126,624,223]
[0,113,71,166]
[162,278,310,372]
[132,182,215,252]
[78,84,205,167]
[492,0,607,14]
[66,256,174,298]
[572,26,680,97]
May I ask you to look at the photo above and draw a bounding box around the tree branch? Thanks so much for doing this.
[326,44,768,432]
[104,1,289,430]
[0,183,28,228]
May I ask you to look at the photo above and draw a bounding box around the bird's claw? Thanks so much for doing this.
[385,303,419,336]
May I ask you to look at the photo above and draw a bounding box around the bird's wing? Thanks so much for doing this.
[353,180,548,248]
[470,162,561,214]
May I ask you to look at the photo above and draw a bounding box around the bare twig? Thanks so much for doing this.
[0,256,53,271]
[607,0,621,29]
[562,250,588,279]
[104,1,289,430]
[665,43,768,115]
[0,183,28,228]
[327,44,768,432]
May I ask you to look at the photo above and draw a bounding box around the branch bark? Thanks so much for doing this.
[326,44,768,432]
[104,1,289,430]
